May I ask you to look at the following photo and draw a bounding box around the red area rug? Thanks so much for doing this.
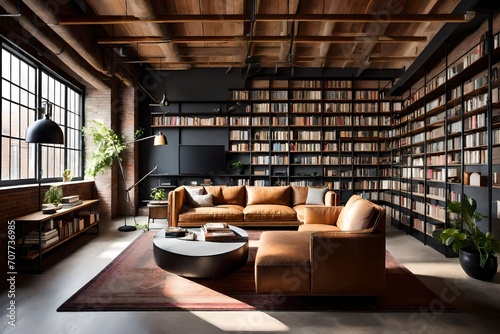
[58,230,456,312]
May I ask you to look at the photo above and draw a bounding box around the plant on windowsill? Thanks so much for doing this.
[432,194,499,281]
[62,169,73,182]
[82,120,127,177]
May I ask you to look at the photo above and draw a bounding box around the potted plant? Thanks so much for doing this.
[82,120,127,177]
[44,185,64,206]
[62,169,73,182]
[150,187,166,203]
[432,194,499,281]
[232,161,246,174]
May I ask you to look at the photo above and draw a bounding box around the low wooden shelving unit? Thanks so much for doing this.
[14,199,99,272]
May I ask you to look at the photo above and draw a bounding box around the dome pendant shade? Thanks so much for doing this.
[153,132,167,146]
[25,114,64,144]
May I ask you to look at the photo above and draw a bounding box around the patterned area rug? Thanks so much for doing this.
[58,230,456,312]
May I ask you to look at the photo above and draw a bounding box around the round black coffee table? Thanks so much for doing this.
[153,225,249,278]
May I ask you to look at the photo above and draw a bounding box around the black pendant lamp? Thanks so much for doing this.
[25,104,64,144]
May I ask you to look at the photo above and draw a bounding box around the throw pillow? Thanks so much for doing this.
[184,187,204,207]
[190,193,214,207]
[305,186,329,205]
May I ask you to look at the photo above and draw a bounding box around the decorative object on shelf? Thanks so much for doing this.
[432,194,499,281]
[469,172,487,187]
[150,187,166,201]
[232,160,246,174]
[62,169,72,182]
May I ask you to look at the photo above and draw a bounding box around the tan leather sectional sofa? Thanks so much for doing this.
[168,185,339,227]
[255,195,386,295]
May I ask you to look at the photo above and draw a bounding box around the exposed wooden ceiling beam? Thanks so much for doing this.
[98,35,426,45]
[56,12,474,25]
[121,55,417,64]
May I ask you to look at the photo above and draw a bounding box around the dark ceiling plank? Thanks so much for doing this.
[56,13,473,25]
[98,35,427,44]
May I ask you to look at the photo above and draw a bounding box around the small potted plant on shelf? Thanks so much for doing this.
[432,194,499,281]
[232,161,246,174]
[43,185,64,213]
[62,169,72,182]
[150,187,166,203]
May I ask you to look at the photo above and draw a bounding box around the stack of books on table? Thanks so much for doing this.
[202,223,240,241]
[61,195,82,208]
[21,229,60,249]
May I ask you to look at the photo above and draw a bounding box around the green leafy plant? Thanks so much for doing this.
[135,222,149,232]
[82,120,127,177]
[62,169,73,181]
[232,161,246,174]
[44,185,63,205]
[432,194,500,268]
[134,127,145,140]
[150,187,166,201]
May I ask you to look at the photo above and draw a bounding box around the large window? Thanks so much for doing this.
[1,45,83,185]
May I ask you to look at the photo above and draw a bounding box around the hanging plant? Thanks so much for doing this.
[82,120,127,177]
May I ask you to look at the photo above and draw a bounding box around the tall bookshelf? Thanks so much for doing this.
[390,15,500,255]
[227,78,394,204]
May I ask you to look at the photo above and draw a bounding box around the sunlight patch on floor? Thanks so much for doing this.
[96,241,131,258]
[191,311,289,332]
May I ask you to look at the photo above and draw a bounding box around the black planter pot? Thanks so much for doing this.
[459,249,498,281]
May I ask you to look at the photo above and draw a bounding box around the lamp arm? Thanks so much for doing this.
[126,166,158,192]
[124,134,157,145]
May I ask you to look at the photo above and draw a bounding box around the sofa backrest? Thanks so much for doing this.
[336,195,385,232]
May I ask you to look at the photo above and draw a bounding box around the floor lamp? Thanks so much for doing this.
[25,103,64,210]
[115,132,167,232]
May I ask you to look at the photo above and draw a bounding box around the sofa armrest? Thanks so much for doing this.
[168,187,186,227]
[309,230,386,295]
[304,206,342,225]
[324,190,339,206]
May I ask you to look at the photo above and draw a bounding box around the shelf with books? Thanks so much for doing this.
[14,199,99,272]
[389,20,500,255]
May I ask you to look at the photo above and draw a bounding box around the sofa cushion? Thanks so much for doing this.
[204,185,245,206]
[246,186,291,206]
[293,204,325,222]
[255,231,311,294]
[291,186,308,206]
[243,204,297,221]
[303,206,342,225]
[298,224,341,232]
[305,186,329,204]
[178,205,244,222]
[337,196,379,231]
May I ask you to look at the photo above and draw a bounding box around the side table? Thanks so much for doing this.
[147,201,169,228]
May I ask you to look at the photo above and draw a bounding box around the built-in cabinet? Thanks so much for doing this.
[389,18,500,255]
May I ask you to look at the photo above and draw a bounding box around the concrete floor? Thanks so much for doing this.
[1,216,499,334]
